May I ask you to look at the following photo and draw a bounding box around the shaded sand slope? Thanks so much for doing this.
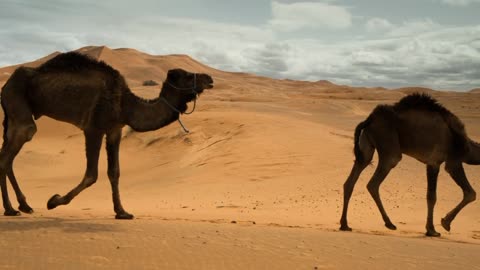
[0,46,480,269]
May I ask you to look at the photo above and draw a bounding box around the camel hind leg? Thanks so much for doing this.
[0,120,37,216]
[340,131,374,231]
[365,126,402,231]
[0,81,37,215]
[8,168,34,213]
[366,153,401,230]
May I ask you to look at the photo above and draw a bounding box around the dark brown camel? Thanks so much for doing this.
[340,93,480,236]
[0,52,213,219]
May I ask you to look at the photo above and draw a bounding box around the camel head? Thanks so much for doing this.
[160,68,213,113]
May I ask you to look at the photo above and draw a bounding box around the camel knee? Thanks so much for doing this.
[85,178,97,188]
[354,159,370,171]
[366,181,379,195]
[6,124,36,142]
[83,174,98,188]
[389,155,402,168]
[376,154,401,171]
[444,162,460,175]
[465,189,476,203]
[24,125,37,141]
[0,162,7,174]
[0,152,10,169]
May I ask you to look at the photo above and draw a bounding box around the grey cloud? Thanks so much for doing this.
[437,0,480,6]
[269,1,352,32]
[191,41,240,72]
[282,25,480,90]
[1,0,479,91]
[274,0,339,2]
[241,43,290,77]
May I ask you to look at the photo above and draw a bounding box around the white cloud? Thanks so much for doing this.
[365,18,394,33]
[387,19,440,37]
[438,0,480,6]
[241,43,291,76]
[3,19,478,91]
[0,16,274,70]
[269,24,480,90]
[269,1,352,32]
[350,51,392,66]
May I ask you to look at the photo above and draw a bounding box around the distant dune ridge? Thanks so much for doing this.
[0,46,221,87]
[0,45,448,93]
[0,46,480,270]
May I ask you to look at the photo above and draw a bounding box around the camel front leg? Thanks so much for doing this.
[425,165,440,237]
[106,129,133,219]
[47,130,103,210]
[441,162,476,232]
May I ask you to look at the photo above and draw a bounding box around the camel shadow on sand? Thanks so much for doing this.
[0,216,119,233]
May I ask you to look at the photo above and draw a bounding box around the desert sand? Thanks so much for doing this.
[0,46,480,269]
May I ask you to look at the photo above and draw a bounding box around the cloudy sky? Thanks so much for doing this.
[1,0,479,90]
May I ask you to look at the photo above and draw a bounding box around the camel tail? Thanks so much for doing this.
[353,117,371,163]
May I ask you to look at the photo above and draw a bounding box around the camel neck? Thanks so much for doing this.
[465,139,480,165]
[122,91,179,132]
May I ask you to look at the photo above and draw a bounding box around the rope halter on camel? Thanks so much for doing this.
[160,73,198,133]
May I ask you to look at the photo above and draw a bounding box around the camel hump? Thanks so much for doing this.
[37,52,119,76]
[394,93,448,114]
[395,93,467,135]
[393,93,461,124]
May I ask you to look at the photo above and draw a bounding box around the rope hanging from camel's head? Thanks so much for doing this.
[161,73,199,133]
[161,97,197,133]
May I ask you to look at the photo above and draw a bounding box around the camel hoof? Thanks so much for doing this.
[339,225,353,231]
[4,209,21,216]
[441,218,451,232]
[425,231,441,237]
[19,203,34,214]
[47,194,62,210]
[115,212,134,220]
[385,222,397,230]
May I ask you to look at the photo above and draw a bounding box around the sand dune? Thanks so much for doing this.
[1,46,480,269]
